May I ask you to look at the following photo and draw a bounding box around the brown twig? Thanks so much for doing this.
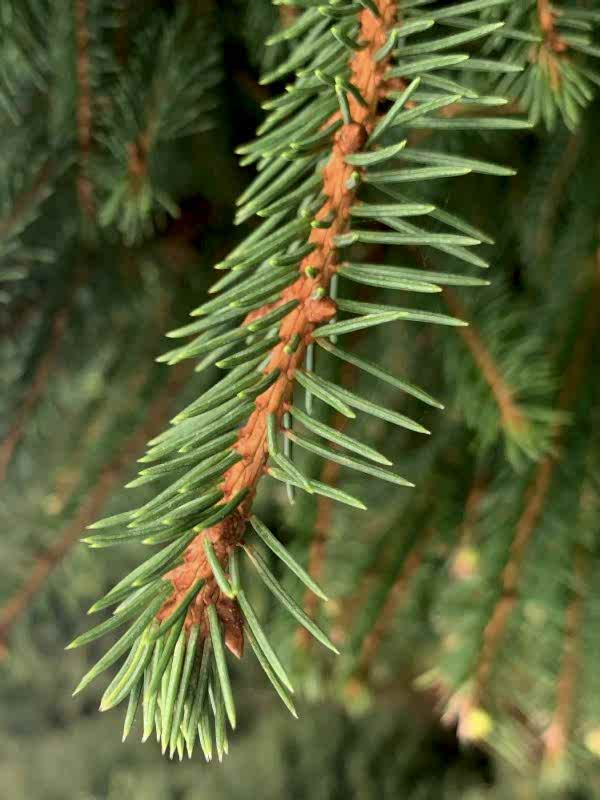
[534,0,567,91]
[471,263,600,704]
[158,1,401,643]
[443,289,526,434]
[537,0,566,54]
[74,0,95,220]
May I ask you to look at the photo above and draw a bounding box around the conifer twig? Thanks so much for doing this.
[471,264,600,705]
[443,289,526,434]
[75,1,537,754]
[159,0,400,638]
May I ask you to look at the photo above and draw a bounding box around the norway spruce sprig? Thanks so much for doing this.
[73,0,530,760]
[473,0,600,130]
[97,7,221,244]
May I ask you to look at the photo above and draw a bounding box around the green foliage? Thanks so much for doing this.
[96,8,221,243]
[477,0,600,130]
[78,0,534,761]
[3,0,600,795]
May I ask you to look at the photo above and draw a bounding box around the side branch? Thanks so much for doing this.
[443,290,526,433]
[472,267,600,703]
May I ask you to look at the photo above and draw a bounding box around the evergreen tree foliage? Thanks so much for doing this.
[2,0,600,795]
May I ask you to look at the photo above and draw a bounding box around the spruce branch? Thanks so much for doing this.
[97,8,220,244]
[480,0,600,130]
[443,289,526,437]
[78,0,528,758]
[5,0,600,787]
[466,262,600,719]
[155,0,400,658]
[443,290,564,467]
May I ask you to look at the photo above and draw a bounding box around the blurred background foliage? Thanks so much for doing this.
[2,0,600,797]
